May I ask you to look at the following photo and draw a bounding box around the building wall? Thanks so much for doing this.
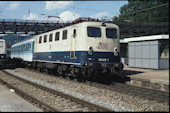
[128,40,159,69]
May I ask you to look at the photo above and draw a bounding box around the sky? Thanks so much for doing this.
[0,1,128,22]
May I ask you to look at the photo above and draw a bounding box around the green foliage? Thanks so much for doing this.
[160,45,169,56]
[113,0,169,23]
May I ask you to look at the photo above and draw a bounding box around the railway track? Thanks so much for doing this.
[0,70,113,112]
[87,82,169,103]
[25,67,169,104]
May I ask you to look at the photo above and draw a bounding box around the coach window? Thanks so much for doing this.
[62,30,67,40]
[106,28,117,39]
[26,44,28,51]
[49,33,53,42]
[24,45,26,51]
[44,35,47,43]
[22,45,24,51]
[55,32,60,41]
[87,27,101,38]
[28,44,31,51]
[39,36,42,43]
[21,45,24,52]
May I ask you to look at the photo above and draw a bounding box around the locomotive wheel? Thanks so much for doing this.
[77,75,82,82]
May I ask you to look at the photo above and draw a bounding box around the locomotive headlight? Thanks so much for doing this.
[114,47,118,56]
[88,46,93,56]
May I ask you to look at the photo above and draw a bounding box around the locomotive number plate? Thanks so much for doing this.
[98,58,109,62]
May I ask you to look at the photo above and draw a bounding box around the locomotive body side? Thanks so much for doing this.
[33,22,85,66]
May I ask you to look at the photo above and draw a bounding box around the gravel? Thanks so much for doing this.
[3,68,169,111]
[0,71,95,112]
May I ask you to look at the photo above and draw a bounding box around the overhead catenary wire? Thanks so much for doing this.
[0,1,10,14]
[120,3,169,17]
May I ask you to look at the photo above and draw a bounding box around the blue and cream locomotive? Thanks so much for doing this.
[11,18,124,82]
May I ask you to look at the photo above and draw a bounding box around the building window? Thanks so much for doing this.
[44,35,47,43]
[49,33,53,42]
[55,32,60,41]
[62,30,67,40]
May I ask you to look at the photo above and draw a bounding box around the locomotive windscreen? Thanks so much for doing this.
[87,27,101,37]
[106,28,117,39]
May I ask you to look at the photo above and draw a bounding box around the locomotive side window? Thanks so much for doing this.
[106,28,117,39]
[87,27,101,38]
[24,45,26,51]
[39,36,42,43]
[55,32,60,41]
[73,29,76,34]
[49,33,53,42]
[73,29,76,38]
[44,35,47,43]
[62,30,67,40]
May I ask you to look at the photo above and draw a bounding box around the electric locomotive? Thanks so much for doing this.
[32,18,124,82]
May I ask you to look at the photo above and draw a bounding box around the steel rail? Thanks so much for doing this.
[0,77,60,112]
[88,81,169,103]
[25,67,169,103]
[1,70,113,112]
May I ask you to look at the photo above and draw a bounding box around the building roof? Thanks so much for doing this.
[120,39,128,43]
[123,34,169,42]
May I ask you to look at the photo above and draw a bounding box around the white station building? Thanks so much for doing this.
[120,34,169,69]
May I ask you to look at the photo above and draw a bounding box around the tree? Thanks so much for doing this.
[113,0,169,23]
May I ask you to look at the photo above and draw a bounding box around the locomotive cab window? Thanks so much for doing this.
[62,30,67,40]
[87,27,101,38]
[106,28,117,39]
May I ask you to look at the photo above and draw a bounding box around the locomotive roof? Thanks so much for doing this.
[37,21,119,36]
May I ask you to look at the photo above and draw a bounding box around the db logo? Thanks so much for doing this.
[97,42,108,49]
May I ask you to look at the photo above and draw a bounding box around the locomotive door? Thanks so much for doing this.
[70,27,77,59]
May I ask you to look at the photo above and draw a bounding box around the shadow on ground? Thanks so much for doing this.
[123,69,144,76]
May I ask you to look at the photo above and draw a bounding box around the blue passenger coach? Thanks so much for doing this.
[11,36,35,65]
